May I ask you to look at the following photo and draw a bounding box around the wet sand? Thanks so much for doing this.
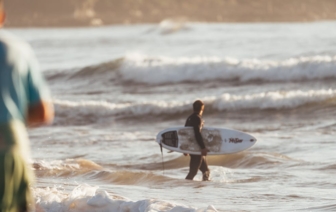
[5,0,336,27]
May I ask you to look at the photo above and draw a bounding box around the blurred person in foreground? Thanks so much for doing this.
[184,100,210,181]
[0,0,54,211]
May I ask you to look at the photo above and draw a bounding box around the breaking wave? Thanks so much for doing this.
[119,54,336,84]
[49,54,336,86]
[33,159,103,178]
[53,89,336,123]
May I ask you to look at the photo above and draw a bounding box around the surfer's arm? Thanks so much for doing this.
[26,55,54,127]
[193,125,209,156]
[27,100,54,126]
[193,117,206,149]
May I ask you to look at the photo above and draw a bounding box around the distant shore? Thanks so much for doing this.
[5,0,336,27]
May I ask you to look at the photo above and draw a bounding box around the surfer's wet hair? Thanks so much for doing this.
[193,100,204,113]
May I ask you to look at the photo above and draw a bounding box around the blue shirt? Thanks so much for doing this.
[0,30,50,124]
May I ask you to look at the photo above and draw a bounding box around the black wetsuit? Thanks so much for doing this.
[184,112,210,180]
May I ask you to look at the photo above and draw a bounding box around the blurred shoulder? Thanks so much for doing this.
[0,30,38,74]
[0,30,34,58]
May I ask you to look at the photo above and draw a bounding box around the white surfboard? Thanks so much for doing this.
[156,126,257,155]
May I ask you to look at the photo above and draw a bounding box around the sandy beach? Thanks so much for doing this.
[5,0,336,27]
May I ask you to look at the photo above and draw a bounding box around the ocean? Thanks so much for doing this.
[9,20,336,211]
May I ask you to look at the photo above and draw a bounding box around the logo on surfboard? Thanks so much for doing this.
[229,138,243,143]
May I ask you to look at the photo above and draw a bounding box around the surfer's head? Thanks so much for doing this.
[0,0,5,27]
[193,100,204,115]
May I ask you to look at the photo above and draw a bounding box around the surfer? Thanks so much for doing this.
[0,1,54,211]
[184,100,210,181]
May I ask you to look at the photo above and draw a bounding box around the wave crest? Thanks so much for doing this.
[53,89,336,124]
[33,159,102,177]
[51,54,336,86]
[119,54,336,84]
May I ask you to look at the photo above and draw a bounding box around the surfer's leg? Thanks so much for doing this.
[185,154,202,180]
[0,122,34,212]
[200,156,210,181]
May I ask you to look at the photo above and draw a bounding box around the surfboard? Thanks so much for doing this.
[156,126,257,155]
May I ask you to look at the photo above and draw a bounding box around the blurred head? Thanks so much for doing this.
[193,100,204,115]
[0,0,5,27]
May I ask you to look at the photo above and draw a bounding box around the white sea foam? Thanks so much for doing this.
[53,99,190,118]
[33,159,102,171]
[119,54,336,84]
[212,89,336,110]
[53,89,336,120]
[34,184,218,212]
[33,159,80,171]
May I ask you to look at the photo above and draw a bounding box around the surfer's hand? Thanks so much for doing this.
[183,153,189,156]
[201,148,209,156]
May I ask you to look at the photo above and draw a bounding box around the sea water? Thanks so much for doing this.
[9,20,336,211]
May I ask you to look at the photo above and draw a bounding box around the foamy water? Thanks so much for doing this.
[9,21,336,211]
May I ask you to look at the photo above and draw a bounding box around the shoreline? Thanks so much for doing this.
[5,0,336,28]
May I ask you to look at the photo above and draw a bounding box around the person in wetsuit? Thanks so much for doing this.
[185,100,210,181]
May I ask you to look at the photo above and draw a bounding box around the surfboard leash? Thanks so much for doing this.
[159,143,165,175]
